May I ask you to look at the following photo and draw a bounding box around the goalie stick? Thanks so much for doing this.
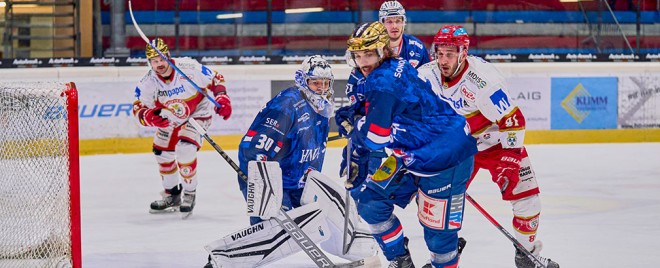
[188,119,373,268]
[127,2,339,267]
[465,193,547,268]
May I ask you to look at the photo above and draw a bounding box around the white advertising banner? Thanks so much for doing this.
[506,77,551,130]
[75,80,271,140]
[618,74,660,128]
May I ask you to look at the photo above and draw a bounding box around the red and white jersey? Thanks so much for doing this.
[134,57,217,127]
[417,56,526,151]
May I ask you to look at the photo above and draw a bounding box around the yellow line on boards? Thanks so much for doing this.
[78,129,660,156]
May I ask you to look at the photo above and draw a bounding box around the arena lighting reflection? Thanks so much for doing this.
[216,13,243,19]
[284,7,324,14]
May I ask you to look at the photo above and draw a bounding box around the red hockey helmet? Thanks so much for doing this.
[432,25,470,52]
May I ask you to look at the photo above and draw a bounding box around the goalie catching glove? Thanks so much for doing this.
[132,101,170,128]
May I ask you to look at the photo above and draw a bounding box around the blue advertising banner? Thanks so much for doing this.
[551,77,618,129]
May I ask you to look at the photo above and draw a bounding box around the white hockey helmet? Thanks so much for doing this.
[294,55,335,118]
[379,1,406,23]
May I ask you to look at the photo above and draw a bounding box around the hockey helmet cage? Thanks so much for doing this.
[379,1,406,23]
[347,22,389,52]
[432,25,470,52]
[145,38,169,59]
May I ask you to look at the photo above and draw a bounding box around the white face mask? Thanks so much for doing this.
[294,56,335,118]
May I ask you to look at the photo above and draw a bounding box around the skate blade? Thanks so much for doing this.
[149,206,179,214]
[181,211,193,220]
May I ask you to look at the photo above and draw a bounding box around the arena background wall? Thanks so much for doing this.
[3,61,659,155]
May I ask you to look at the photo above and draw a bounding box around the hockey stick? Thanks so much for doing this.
[127,0,222,110]
[465,193,547,268]
[341,138,354,254]
[128,2,336,267]
[189,119,372,268]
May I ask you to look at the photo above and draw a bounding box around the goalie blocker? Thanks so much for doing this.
[205,161,379,267]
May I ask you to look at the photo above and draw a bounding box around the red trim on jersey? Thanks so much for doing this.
[368,123,391,136]
[497,107,526,131]
[443,60,470,88]
[465,110,492,135]
[246,129,258,137]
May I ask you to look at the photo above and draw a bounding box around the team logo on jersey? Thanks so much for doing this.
[490,89,511,114]
[298,113,310,123]
[409,59,419,68]
[461,86,476,101]
[158,84,186,97]
[163,99,190,119]
[255,154,267,161]
[507,132,518,147]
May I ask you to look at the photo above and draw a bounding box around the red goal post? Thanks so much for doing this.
[0,82,81,268]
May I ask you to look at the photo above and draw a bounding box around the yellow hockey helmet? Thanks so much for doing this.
[347,22,389,52]
[145,38,169,59]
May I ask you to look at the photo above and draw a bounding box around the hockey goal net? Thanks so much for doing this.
[0,82,80,268]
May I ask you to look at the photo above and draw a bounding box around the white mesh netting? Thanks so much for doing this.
[0,82,75,268]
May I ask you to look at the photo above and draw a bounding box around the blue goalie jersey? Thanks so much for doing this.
[351,57,477,174]
[238,87,329,189]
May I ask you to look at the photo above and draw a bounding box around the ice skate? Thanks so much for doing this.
[180,190,196,219]
[388,237,414,268]
[149,187,182,214]
[515,241,559,268]
[422,237,466,268]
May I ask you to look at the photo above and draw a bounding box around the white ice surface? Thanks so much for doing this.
[81,143,660,267]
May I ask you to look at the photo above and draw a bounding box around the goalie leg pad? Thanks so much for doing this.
[247,161,283,220]
[301,170,379,261]
[205,202,329,268]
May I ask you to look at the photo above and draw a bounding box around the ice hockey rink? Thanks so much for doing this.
[80,142,660,268]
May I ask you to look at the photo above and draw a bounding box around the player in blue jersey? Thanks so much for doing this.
[344,22,478,268]
[336,0,431,196]
[237,55,334,225]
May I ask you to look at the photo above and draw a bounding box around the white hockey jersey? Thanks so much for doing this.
[417,56,526,151]
[134,57,217,128]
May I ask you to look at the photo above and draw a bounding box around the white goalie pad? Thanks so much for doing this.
[247,161,283,220]
[301,170,380,262]
[205,202,330,268]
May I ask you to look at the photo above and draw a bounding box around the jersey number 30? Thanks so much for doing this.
[255,134,275,151]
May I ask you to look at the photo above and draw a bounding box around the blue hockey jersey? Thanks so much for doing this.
[238,87,329,189]
[344,34,430,115]
[350,57,477,175]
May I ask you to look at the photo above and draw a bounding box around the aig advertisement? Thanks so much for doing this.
[506,77,551,130]
[551,77,618,129]
[75,80,270,140]
[618,75,660,129]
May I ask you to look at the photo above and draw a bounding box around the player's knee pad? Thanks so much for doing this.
[175,141,199,189]
[511,195,541,248]
[424,231,459,267]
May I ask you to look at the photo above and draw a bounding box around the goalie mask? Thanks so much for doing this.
[294,55,335,118]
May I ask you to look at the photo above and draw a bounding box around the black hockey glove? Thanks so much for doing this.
[339,146,370,189]
[335,106,356,137]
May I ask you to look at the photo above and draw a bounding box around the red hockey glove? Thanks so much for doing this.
[214,94,232,120]
[140,107,170,128]
[495,148,523,191]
